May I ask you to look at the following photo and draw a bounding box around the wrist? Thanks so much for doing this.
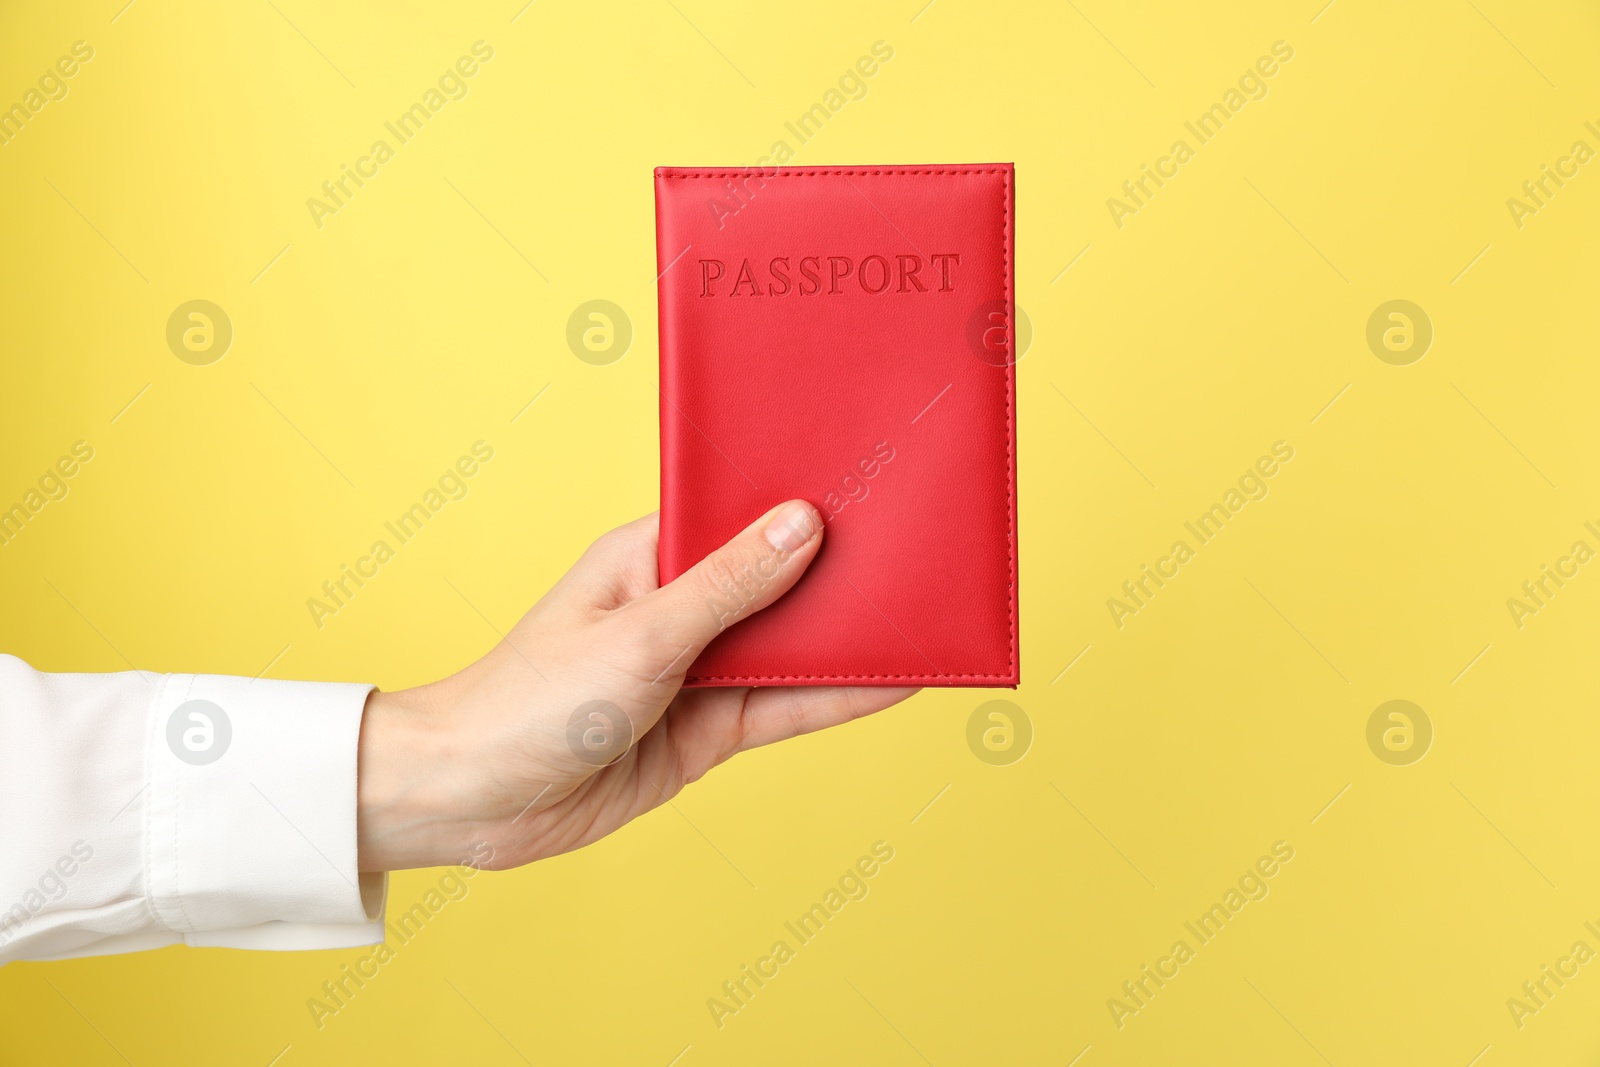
[356,685,472,872]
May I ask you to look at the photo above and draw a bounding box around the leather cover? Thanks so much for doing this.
[655,164,1018,687]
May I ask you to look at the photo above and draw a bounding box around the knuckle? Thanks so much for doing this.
[780,689,812,741]
[699,550,749,598]
[696,545,772,623]
[705,541,778,599]
[585,524,630,559]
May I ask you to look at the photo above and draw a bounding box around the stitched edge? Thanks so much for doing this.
[687,674,1016,683]
[141,672,175,932]
[660,168,1009,178]
[169,676,199,935]
[1004,164,1018,681]
[664,164,1020,685]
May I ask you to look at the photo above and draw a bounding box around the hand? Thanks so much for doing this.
[355,501,919,871]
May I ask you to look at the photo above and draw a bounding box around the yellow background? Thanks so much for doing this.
[2,0,1599,1063]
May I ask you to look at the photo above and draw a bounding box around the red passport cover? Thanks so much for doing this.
[655,164,1018,687]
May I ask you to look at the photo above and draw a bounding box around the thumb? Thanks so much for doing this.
[628,499,824,660]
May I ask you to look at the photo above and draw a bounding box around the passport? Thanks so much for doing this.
[655,164,1018,687]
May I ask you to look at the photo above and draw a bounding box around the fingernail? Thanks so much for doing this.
[765,502,818,553]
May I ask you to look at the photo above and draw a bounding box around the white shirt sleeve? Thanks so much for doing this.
[0,654,388,964]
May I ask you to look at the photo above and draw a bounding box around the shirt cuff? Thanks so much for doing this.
[144,672,388,951]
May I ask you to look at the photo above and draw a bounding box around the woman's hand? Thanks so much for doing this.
[355,501,919,871]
